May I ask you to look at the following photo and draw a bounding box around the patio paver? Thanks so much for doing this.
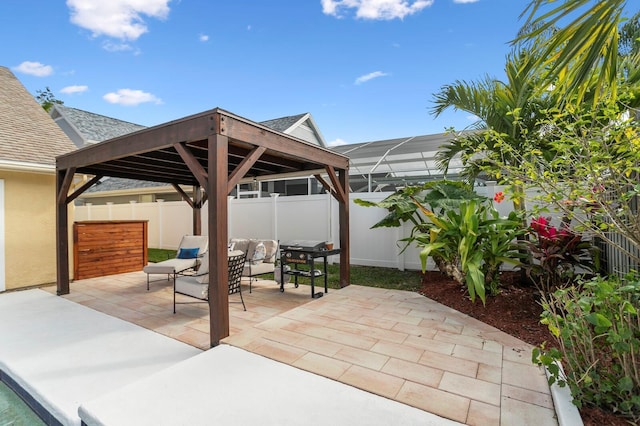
[45,271,558,425]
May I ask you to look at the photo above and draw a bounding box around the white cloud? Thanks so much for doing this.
[355,71,389,85]
[321,0,433,20]
[67,0,171,41]
[328,138,349,147]
[102,41,135,52]
[12,61,53,77]
[199,34,209,42]
[103,89,162,106]
[60,85,89,94]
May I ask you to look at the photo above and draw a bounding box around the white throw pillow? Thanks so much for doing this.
[251,242,266,265]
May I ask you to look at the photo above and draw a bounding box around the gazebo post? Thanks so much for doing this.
[339,168,350,288]
[208,133,230,347]
[193,185,202,235]
[56,168,74,295]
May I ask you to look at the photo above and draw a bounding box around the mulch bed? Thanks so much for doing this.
[418,270,631,426]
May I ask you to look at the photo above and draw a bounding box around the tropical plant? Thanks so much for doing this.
[525,216,596,294]
[413,198,524,302]
[480,207,527,295]
[356,181,524,303]
[354,180,483,232]
[533,274,640,421]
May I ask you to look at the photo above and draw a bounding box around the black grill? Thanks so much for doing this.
[279,240,327,252]
[279,240,339,298]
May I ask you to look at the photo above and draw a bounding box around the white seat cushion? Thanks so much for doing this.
[143,258,197,275]
[175,276,208,300]
[243,262,275,277]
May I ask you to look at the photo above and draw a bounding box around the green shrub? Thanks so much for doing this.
[413,198,524,303]
[355,181,524,304]
[533,274,640,421]
[524,216,596,295]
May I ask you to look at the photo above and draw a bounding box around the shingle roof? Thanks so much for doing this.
[0,66,76,166]
[86,177,168,193]
[260,113,307,133]
[53,105,146,143]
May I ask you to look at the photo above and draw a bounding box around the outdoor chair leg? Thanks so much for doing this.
[173,275,176,314]
[173,296,176,314]
[239,286,246,311]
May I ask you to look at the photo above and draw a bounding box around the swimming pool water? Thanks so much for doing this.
[0,380,44,425]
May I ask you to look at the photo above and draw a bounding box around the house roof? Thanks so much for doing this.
[0,66,76,168]
[260,113,307,133]
[86,177,170,193]
[51,104,147,146]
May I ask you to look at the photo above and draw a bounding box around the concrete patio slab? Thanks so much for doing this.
[79,344,462,426]
[0,289,201,425]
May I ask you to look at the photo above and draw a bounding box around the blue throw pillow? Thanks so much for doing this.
[177,247,199,259]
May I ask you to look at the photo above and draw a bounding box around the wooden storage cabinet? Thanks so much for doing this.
[74,220,148,280]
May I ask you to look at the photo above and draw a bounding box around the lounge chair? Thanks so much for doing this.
[173,250,247,313]
[143,235,209,290]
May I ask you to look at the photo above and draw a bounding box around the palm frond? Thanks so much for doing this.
[515,0,627,105]
[430,76,496,120]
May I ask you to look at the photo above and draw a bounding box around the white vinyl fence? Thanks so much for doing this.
[74,185,506,271]
[75,184,635,274]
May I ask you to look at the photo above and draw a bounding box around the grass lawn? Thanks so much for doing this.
[147,248,423,292]
[148,248,177,263]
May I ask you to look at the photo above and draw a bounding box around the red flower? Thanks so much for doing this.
[531,216,549,235]
[493,191,505,203]
[530,216,577,244]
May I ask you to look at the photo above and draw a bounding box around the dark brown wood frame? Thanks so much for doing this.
[55,108,350,347]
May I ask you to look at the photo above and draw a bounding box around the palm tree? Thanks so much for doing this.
[619,10,640,57]
[431,44,554,212]
[431,43,560,286]
[516,0,634,105]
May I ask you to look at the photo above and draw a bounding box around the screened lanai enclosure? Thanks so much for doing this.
[331,131,472,192]
[217,131,475,197]
[55,108,351,347]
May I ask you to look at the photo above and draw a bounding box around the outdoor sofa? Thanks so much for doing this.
[229,238,279,292]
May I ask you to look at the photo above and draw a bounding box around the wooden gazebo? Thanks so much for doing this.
[55,108,350,347]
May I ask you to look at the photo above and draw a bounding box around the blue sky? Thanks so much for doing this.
[1,0,529,146]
